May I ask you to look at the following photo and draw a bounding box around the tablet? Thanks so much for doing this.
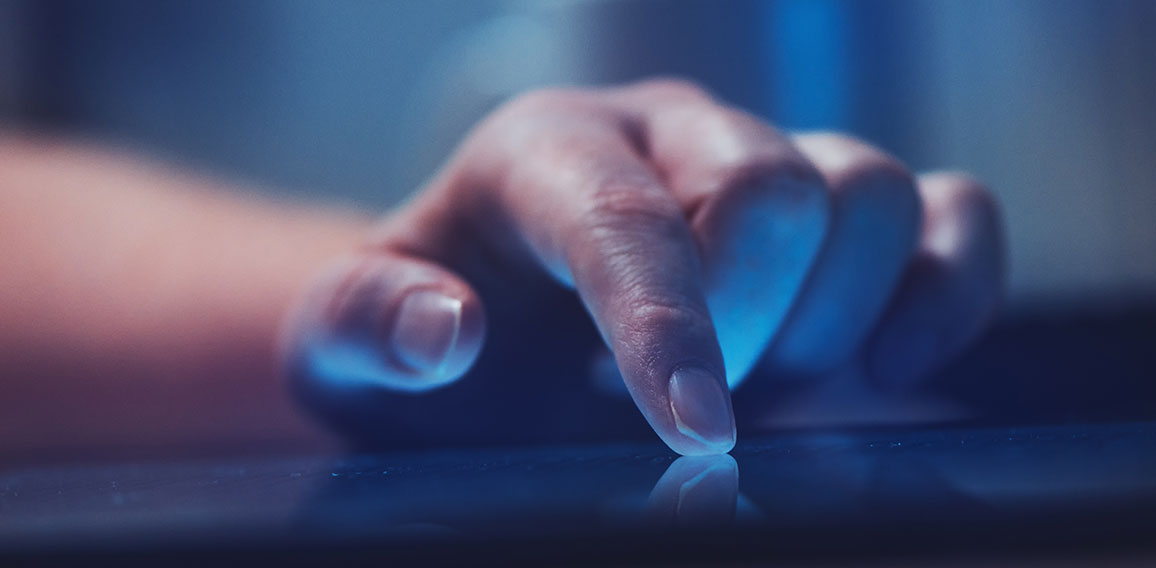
[3,420,1156,565]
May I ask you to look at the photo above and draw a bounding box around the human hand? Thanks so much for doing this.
[280,79,1004,456]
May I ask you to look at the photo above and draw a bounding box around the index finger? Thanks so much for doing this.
[469,99,736,455]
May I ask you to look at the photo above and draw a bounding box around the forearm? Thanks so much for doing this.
[0,137,372,459]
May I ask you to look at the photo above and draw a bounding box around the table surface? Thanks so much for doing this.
[3,419,1156,565]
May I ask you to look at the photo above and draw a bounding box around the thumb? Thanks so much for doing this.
[280,251,486,398]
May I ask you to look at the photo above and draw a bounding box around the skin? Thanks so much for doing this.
[0,79,1004,460]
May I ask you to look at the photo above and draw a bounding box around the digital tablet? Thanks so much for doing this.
[3,420,1156,565]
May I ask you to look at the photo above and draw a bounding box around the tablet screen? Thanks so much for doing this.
[3,420,1156,564]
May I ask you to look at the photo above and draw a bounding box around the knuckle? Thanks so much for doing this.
[685,106,766,143]
[489,88,600,131]
[805,134,920,217]
[673,109,822,193]
[923,171,1001,223]
[625,77,714,104]
[711,151,820,194]
[919,172,1005,298]
[472,89,614,169]
[693,105,755,131]
[504,88,581,115]
[936,172,996,205]
[798,132,914,188]
[833,149,915,193]
[797,130,864,149]
[850,158,918,195]
[582,176,682,230]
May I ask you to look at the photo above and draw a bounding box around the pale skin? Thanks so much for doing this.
[0,80,1004,459]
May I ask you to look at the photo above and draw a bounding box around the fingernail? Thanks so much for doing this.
[390,289,463,376]
[668,366,736,453]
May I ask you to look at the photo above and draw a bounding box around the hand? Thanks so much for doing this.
[280,79,1004,456]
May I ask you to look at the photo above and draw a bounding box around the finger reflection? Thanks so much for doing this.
[644,454,739,526]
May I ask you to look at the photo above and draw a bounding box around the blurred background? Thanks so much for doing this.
[1,0,1153,311]
[2,0,1154,311]
[2,0,1155,427]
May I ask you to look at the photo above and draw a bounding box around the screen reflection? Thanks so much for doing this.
[299,421,1156,545]
[644,455,740,527]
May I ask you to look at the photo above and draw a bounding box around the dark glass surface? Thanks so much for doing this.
[3,420,1156,565]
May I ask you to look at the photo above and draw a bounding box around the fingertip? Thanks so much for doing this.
[664,365,737,455]
[668,436,737,457]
